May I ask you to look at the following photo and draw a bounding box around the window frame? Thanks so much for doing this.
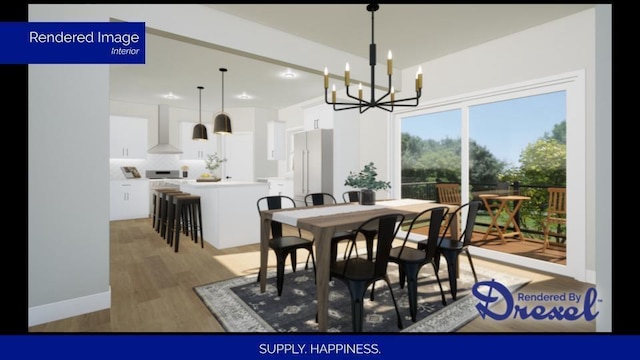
[389,70,586,281]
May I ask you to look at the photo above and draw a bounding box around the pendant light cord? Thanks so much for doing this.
[219,68,227,113]
[198,86,203,123]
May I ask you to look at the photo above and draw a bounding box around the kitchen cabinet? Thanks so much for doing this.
[267,178,293,197]
[267,120,286,160]
[293,129,333,206]
[303,105,334,130]
[110,116,148,159]
[110,180,149,221]
[180,122,218,160]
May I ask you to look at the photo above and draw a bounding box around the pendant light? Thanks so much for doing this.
[192,86,208,140]
[213,68,232,134]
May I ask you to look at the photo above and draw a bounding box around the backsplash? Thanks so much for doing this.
[110,154,208,180]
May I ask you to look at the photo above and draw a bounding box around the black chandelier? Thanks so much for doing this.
[323,3,422,113]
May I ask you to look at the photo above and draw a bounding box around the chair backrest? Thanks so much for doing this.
[439,200,482,247]
[496,181,511,195]
[397,206,449,260]
[343,191,360,203]
[304,192,337,206]
[436,183,461,205]
[343,213,405,278]
[257,195,298,238]
[546,187,567,218]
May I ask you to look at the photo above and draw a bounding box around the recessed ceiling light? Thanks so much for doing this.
[283,70,296,79]
[238,91,251,100]
[163,92,178,100]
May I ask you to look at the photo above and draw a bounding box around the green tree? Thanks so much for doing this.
[544,120,566,144]
[501,134,566,234]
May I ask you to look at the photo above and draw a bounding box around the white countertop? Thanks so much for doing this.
[164,179,267,188]
[256,177,293,182]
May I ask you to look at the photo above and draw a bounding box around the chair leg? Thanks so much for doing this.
[305,252,312,270]
[308,246,317,284]
[403,263,421,322]
[542,224,549,253]
[431,262,447,306]
[441,250,460,300]
[344,280,367,332]
[384,276,403,330]
[465,249,478,283]
[275,251,288,297]
[290,250,297,272]
[398,267,407,289]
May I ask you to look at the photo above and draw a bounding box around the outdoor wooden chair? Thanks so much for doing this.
[436,183,461,234]
[542,187,567,252]
[436,183,461,205]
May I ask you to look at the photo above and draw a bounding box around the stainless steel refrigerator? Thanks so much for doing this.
[293,129,333,206]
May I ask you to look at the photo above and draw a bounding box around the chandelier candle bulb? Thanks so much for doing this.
[358,83,363,100]
[417,66,423,90]
[344,63,350,86]
[391,86,395,102]
[324,67,329,89]
[332,84,336,103]
[387,50,393,75]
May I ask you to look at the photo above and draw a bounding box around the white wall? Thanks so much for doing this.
[594,4,612,333]
[28,6,111,326]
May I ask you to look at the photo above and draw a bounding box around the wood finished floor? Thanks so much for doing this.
[29,217,595,332]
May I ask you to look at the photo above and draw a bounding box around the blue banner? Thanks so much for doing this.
[1,334,637,359]
[0,22,145,64]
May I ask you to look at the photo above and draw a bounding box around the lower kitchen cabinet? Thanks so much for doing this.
[110,180,150,221]
[267,178,293,197]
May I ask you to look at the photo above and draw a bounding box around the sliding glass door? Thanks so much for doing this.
[392,71,584,279]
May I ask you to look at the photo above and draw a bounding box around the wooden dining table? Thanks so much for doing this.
[258,198,459,332]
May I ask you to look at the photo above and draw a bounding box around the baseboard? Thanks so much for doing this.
[28,287,111,327]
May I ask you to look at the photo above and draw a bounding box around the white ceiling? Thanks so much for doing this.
[109,4,595,113]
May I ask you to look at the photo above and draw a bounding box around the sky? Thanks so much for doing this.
[401,91,566,167]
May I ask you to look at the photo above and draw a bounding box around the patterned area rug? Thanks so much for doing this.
[194,261,529,332]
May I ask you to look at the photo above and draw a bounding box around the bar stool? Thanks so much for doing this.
[152,188,181,229]
[154,189,183,233]
[160,191,189,238]
[167,195,204,252]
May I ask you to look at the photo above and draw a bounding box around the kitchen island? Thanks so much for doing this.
[165,180,269,249]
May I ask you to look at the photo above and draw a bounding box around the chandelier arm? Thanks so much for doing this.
[325,90,368,110]
[344,86,365,103]
[378,92,422,107]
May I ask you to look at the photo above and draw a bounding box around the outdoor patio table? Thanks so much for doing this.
[479,194,531,244]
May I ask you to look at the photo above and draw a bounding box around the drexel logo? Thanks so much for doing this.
[472,279,599,321]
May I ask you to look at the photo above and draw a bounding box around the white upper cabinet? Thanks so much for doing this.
[109,116,148,159]
[304,105,334,130]
[267,120,286,160]
[180,122,217,160]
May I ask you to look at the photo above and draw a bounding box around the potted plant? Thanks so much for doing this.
[344,162,391,205]
[202,153,227,180]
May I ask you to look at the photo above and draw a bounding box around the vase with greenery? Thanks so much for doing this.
[203,153,227,180]
[344,162,391,205]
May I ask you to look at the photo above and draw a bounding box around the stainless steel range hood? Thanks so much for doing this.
[148,104,183,154]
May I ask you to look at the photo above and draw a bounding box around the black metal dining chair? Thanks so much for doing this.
[418,200,482,300]
[303,192,359,267]
[342,190,360,203]
[329,213,405,332]
[256,195,316,297]
[388,206,449,322]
